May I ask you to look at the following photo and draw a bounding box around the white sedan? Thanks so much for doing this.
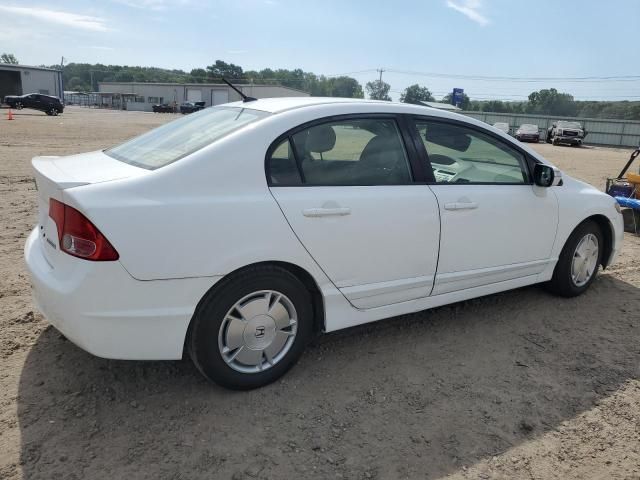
[25,97,624,389]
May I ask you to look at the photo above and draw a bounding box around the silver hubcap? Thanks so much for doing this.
[218,290,298,373]
[571,233,599,287]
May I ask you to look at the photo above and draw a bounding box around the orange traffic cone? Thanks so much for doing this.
[7,109,13,120]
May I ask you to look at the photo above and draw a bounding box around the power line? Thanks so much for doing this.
[385,68,640,83]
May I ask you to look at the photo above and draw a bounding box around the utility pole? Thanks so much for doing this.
[377,68,385,83]
[59,56,65,98]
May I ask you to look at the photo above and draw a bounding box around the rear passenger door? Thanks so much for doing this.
[268,115,441,309]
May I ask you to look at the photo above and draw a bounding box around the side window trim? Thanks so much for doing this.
[398,114,434,183]
[265,113,422,187]
[408,115,534,185]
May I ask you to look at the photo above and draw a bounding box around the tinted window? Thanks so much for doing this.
[283,118,411,186]
[414,120,528,184]
[268,138,302,185]
[106,107,269,170]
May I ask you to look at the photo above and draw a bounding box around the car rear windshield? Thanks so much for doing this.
[106,106,269,169]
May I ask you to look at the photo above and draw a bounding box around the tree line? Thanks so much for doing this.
[3,53,638,120]
[366,82,640,120]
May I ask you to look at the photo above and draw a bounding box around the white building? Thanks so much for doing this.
[98,82,309,111]
[0,64,64,101]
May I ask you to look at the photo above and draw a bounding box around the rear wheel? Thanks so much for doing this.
[188,265,314,389]
[546,220,603,297]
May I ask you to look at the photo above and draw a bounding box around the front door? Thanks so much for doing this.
[268,116,441,309]
[411,118,559,295]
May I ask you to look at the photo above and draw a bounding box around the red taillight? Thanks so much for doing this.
[48,199,119,261]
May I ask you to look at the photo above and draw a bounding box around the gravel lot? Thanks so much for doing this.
[1,107,639,480]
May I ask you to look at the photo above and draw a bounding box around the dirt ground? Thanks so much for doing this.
[0,107,639,480]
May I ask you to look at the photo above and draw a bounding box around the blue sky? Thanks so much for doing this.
[1,0,639,101]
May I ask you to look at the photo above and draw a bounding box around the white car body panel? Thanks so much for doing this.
[24,97,624,360]
[429,184,559,294]
[270,185,440,308]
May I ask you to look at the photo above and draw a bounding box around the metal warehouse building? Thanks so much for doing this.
[0,64,64,101]
[98,82,309,111]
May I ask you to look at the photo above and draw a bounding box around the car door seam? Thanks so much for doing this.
[266,187,351,303]
[427,184,442,296]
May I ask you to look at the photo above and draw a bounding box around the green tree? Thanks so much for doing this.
[328,76,364,98]
[206,60,243,79]
[1,53,18,64]
[527,88,577,116]
[365,80,391,101]
[400,84,434,104]
[190,68,207,83]
[66,76,90,91]
[441,92,471,110]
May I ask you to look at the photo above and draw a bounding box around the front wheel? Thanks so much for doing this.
[15,102,23,110]
[545,220,603,297]
[188,265,314,389]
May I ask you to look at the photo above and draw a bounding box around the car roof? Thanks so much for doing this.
[223,96,385,113]
[223,97,487,127]
[222,97,554,167]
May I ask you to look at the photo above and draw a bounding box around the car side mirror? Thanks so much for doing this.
[533,163,562,187]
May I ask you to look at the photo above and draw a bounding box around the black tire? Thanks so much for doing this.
[48,108,59,116]
[545,220,603,297]
[188,265,314,390]
[15,102,23,110]
[546,132,552,144]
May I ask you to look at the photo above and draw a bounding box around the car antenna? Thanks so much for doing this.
[222,78,257,102]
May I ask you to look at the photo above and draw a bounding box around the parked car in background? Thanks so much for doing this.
[493,122,510,135]
[515,124,540,143]
[180,101,206,114]
[4,93,64,116]
[152,103,176,113]
[547,121,587,146]
[25,98,623,389]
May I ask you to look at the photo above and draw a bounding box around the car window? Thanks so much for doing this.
[283,118,411,186]
[268,138,302,185]
[414,120,529,184]
[106,106,269,169]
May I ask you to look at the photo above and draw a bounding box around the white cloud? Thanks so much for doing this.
[0,5,109,31]
[112,0,192,11]
[446,0,489,26]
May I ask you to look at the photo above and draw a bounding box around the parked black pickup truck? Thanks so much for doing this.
[4,93,64,115]
[180,101,206,114]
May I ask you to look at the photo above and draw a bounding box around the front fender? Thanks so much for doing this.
[551,177,623,266]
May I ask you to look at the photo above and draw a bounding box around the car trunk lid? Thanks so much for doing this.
[32,151,146,267]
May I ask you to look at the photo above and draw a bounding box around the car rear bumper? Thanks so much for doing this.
[517,135,540,141]
[24,227,219,360]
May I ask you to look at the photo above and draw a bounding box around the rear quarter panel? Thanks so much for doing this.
[61,111,337,289]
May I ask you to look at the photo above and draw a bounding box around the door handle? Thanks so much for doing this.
[303,207,351,217]
[443,202,478,211]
